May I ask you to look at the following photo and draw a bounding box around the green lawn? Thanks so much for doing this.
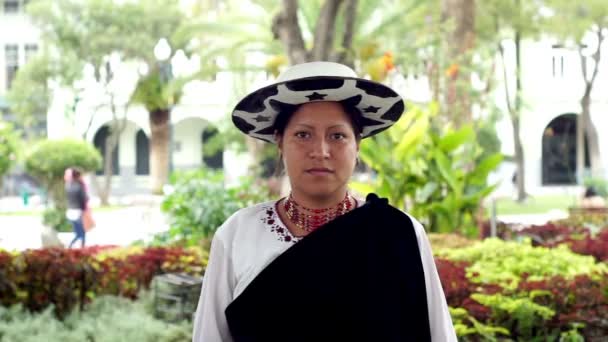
[490,194,576,215]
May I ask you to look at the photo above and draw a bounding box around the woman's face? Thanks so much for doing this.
[277,101,359,201]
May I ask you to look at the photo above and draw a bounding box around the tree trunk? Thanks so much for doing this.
[577,30,604,180]
[272,0,308,64]
[499,30,527,202]
[513,31,526,201]
[311,0,343,61]
[99,133,118,205]
[575,111,585,183]
[441,0,475,127]
[334,0,357,66]
[273,0,352,65]
[150,109,171,194]
[513,116,526,201]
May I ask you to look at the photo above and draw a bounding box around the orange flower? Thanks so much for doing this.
[382,52,395,71]
[445,63,459,78]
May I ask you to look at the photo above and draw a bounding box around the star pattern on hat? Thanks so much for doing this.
[305,92,327,101]
[253,115,271,122]
[363,105,381,113]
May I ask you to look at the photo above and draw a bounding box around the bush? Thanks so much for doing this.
[352,103,503,236]
[24,139,101,208]
[158,168,271,246]
[518,275,608,339]
[437,239,608,340]
[0,121,20,183]
[584,177,608,198]
[0,246,206,318]
[514,222,608,262]
[436,238,607,289]
[42,208,72,232]
[0,291,192,341]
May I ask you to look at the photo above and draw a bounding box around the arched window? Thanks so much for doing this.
[93,125,119,175]
[202,126,223,169]
[541,114,589,185]
[135,129,150,175]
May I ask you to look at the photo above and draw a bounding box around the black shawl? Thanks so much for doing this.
[225,194,431,341]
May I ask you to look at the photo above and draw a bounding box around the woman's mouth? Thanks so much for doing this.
[306,168,333,175]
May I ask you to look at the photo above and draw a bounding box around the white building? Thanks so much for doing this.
[491,38,608,196]
[0,0,40,118]
[1,0,606,197]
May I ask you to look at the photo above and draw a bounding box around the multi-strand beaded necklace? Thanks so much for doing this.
[283,193,353,233]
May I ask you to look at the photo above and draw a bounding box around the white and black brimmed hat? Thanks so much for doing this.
[231,61,405,143]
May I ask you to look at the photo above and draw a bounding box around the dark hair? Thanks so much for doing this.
[273,102,363,141]
[71,168,82,180]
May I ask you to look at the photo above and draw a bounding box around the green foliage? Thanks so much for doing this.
[559,323,585,342]
[437,238,608,289]
[130,71,184,113]
[450,307,510,341]
[475,118,502,163]
[42,208,72,232]
[351,103,503,235]
[159,168,271,245]
[583,177,608,198]
[472,293,557,339]
[0,122,20,182]
[0,292,192,342]
[24,139,101,208]
[5,53,53,138]
[544,0,608,43]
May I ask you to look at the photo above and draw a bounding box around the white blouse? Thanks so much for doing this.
[192,200,457,342]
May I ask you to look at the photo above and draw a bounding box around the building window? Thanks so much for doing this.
[551,55,564,78]
[3,0,20,13]
[551,44,565,78]
[24,44,38,62]
[135,130,150,175]
[541,113,590,185]
[202,126,223,169]
[5,44,19,90]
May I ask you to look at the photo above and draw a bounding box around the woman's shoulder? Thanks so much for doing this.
[212,199,280,241]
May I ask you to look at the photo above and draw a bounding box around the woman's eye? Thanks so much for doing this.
[331,133,346,140]
[295,131,310,139]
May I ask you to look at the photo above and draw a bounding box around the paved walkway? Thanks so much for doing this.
[0,195,571,251]
[497,210,569,226]
[0,204,168,251]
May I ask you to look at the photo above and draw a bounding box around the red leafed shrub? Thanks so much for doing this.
[0,250,18,307]
[478,220,513,240]
[0,246,206,318]
[93,246,205,299]
[518,274,608,339]
[436,258,473,307]
[16,248,98,318]
[561,230,608,262]
[514,222,608,262]
[517,223,578,245]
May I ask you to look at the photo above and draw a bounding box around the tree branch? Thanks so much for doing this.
[272,0,308,64]
[579,27,604,98]
[498,42,514,118]
[311,0,343,61]
[335,0,357,66]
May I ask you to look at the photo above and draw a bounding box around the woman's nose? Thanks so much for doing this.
[309,137,330,159]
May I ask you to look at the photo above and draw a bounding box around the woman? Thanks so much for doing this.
[65,167,88,248]
[193,62,456,341]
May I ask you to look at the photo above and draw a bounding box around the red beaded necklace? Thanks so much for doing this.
[283,193,353,233]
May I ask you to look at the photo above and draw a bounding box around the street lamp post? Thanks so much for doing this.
[153,38,174,175]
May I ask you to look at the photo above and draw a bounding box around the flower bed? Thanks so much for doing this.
[436,238,608,340]
[0,246,206,319]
